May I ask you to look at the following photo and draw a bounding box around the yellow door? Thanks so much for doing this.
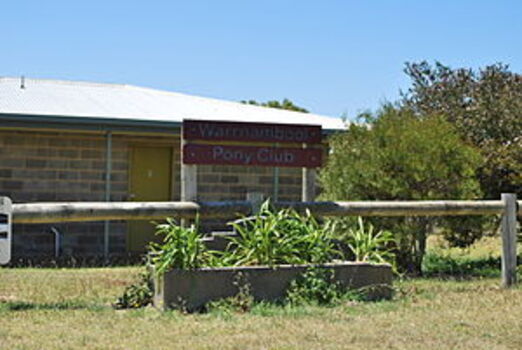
[128,146,172,253]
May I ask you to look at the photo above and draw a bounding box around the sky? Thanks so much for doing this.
[1,0,521,120]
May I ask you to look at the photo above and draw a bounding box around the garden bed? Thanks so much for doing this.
[153,262,392,311]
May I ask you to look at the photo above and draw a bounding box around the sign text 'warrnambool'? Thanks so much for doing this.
[183,144,322,168]
[183,120,322,144]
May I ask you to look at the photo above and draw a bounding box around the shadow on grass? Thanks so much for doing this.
[1,300,105,312]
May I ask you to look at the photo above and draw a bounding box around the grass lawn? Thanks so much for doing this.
[1,267,521,349]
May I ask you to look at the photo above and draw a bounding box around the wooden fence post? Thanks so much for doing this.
[181,135,197,227]
[247,192,264,215]
[302,168,316,202]
[501,193,518,288]
[301,143,316,202]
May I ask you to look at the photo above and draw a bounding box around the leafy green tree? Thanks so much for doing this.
[401,61,522,198]
[320,106,483,274]
[241,98,309,113]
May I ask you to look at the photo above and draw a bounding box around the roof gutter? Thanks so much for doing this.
[0,113,181,134]
[0,112,343,135]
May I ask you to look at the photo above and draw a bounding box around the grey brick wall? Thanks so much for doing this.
[0,128,311,258]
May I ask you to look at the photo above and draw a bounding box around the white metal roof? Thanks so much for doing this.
[0,77,345,130]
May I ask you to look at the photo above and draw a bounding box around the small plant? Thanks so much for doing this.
[149,218,211,275]
[329,217,395,266]
[206,272,254,313]
[114,268,153,309]
[225,200,336,266]
[285,267,343,306]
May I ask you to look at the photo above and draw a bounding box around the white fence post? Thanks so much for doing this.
[501,193,518,288]
[0,196,12,265]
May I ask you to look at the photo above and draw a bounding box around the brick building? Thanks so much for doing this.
[0,77,343,258]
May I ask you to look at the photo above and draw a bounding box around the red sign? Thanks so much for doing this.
[183,144,322,168]
[183,120,322,144]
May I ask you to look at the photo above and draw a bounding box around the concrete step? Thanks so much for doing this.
[203,231,237,251]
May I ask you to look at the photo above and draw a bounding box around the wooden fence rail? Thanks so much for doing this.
[7,195,521,287]
[11,200,521,224]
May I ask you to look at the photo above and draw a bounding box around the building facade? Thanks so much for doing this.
[0,78,343,258]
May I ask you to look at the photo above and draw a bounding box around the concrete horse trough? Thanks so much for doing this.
[154,262,393,311]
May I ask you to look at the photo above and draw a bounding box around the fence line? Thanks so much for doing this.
[7,194,521,287]
[11,199,522,224]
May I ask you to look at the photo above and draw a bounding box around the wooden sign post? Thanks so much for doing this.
[181,137,197,202]
[302,144,316,202]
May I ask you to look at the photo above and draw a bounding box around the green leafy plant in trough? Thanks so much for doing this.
[224,200,336,266]
[328,217,396,266]
[115,205,392,310]
[115,219,212,309]
[149,218,212,275]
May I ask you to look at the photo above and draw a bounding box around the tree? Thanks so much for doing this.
[401,61,522,199]
[319,106,482,273]
[241,98,309,113]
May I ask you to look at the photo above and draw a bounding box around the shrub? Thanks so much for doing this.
[319,107,482,274]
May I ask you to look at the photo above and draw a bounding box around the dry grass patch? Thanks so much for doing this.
[1,267,522,349]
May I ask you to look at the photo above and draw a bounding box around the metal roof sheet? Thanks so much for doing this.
[0,77,345,130]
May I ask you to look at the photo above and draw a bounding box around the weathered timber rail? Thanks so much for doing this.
[6,194,522,287]
[11,199,522,224]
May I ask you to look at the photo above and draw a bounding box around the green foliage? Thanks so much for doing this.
[114,268,153,309]
[117,206,392,310]
[321,108,482,201]
[205,272,254,314]
[439,216,496,248]
[422,235,522,277]
[224,200,336,266]
[320,107,482,274]
[241,98,309,113]
[328,217,395,266]
[402,61,522,198]
[421,252,501,278]
[285,268,344,306]
[148,218,211,275]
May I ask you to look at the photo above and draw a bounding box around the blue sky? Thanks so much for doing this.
[1,1,520,119]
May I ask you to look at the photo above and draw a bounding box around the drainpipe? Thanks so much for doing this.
[50,227,61,258]
[103,131,112,260]
[273,167,279,201]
